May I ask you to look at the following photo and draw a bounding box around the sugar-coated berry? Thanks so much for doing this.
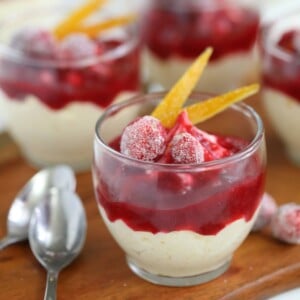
[271,203,300,244]
[170,132,204,164]
[57,33,99,61]
[10,27,57,59]
[120,116,167,161]
[252,193,277,232]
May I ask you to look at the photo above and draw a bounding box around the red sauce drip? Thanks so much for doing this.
[140,0,259,61]
[262,30,300,103]
[0,40,140,110]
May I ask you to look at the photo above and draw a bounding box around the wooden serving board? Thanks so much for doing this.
[0,97,300,300]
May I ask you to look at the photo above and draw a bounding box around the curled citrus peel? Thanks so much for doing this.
[53,0,136,40]
[54,0,108,39]
[151,48,260,128]
[73,14,136,38]
[151,47,213,128]
[185,84,260,125]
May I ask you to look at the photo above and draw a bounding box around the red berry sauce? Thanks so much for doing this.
[0,30,140,110]
[262,29,300,103]
[141,0,259,61]
[94,113,265,235]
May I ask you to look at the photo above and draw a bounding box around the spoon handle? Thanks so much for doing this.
[0,236,22,250]
[44,271,59,300]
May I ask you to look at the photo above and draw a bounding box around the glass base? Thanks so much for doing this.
[126,256,231,287]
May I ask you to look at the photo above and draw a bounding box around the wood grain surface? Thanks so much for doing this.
[0,97,300,300]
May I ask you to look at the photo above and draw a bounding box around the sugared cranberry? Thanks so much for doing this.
[120,116,167,161]
[252,193,277,232]
[170,132,204,164]
[57,33,99,61]
[10,27,57,59]
[271,203,300,244]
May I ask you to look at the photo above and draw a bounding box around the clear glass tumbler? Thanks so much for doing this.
[92,92,266,287]
[261,12,300,165]
[0,4,140,171]
[140,0,260,93]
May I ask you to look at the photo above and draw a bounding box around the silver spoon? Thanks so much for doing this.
[0,165,76,250]
[28,188,87,300]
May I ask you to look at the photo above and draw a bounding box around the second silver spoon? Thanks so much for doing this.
[28,188,87,300]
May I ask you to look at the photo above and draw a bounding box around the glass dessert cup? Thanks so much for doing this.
[140,0,260,93]
[0,4,140,171]
[261,13,300,165]
[92,92,266,287]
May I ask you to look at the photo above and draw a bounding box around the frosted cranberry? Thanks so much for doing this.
[252,193,277,232]
[57,33,99,61]
[170,132,204,164]
[271,203,300,244]
[120,116,167,161]
[10,28,56,59]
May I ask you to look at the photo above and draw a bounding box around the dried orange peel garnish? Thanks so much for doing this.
[151,48,259,128]
[54,0,107,39]
[73,14,136,38]
[185,84,260,125]
[151,47,213,128]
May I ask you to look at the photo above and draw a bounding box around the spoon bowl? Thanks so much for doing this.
[28,187,87,300]
[0,165,76,250]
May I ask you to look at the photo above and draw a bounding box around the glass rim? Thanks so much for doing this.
[94,91,265,171]
[0,4,139,69]
[262,13,300,63]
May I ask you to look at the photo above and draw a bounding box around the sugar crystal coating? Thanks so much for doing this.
[170,132,204,164]
[120,116,167,161]
[57,33,99,61]
[10,27,57,59]
[271,203,300,244]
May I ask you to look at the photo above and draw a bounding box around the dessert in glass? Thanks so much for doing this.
[140,0,260,93]
[0,3,140,170]
[261,13,300,164]
[92,51,266,286]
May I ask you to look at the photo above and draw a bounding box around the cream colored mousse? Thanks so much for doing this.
[0,92,136,171]
[143,48,259,94]
[263,88,300,165]
[99,206,258,277]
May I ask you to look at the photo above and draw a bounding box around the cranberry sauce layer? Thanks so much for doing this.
[0,31,140,110]
[94,134,265,235]
[262,30,300,103]
[141,0,259,61]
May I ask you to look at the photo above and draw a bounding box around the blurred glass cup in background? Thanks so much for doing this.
[261,12,300,165]
[0,4,140,171]
[140,0,260,93]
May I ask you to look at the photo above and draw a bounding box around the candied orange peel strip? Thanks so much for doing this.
[54,0,107,39]
[151,47,213,128]
[185,84,260,125]
[74,14,136,38]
